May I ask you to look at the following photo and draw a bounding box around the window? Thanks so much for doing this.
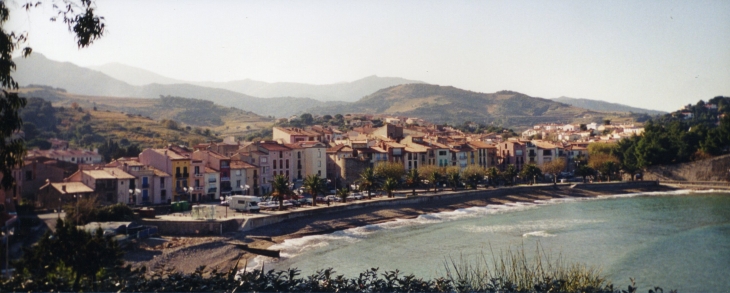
[236,170,241,176]
[273,160,277,169]
[195,179,200,187]
[318,150,321,158]
[260,157,267,163]
[297,152,301,159]
[279,160,283,169]
[194,166,200,174]
[439,151,447,156]
[160,177,165,187]
[286,160,289,169]
[516,150,523,156]
[318,161,321,167]
[176,167,181,174]
[279,152,283,158]
[183,167,188,174]
[236,180,241,187]
[318,170,321,176]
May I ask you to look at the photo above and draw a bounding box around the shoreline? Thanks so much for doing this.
[123,183,679,275]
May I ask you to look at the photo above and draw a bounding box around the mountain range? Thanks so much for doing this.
[12,53,656,128]
[90,62,423,102]
[307,85,635,129]
[553,97,666,115]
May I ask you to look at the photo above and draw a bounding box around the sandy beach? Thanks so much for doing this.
[123,183,676,275]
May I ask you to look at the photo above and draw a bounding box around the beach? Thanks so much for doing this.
[123,182,676,275]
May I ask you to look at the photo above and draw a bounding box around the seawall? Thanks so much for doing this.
[140,181,660,235]
[239,180,660,232]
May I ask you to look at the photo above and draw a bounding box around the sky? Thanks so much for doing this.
[6,0,730,112]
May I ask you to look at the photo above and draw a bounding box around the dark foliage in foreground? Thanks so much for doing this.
[1,261,671,293]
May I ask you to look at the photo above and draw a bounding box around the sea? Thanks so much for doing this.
[249,190,730,292]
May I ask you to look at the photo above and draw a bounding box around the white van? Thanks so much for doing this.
[229,195,261,213]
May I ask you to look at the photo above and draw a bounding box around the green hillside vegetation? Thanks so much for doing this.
[18,97,217,152]
[553,96,666,116]
[308,84,637,130]
[18,87,275,138]
[585,97,730,179]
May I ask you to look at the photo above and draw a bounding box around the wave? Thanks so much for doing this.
[245,188,727,270]
[523,230,556,237]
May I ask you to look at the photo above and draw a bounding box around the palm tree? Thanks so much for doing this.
[382,177,398,198]
[336,188,349,203]
[303,174,326,206]
[270,174,290,210]
[357,167,377,199]
[405,168,420,197]
[520,164,542,185]
[503,164,518,186]
[486,167,500,187]
[447,171,461,191]
[427,168,443,192]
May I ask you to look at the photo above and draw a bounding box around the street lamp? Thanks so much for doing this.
[219,195,228,218]
[129,188,141,205]
[183,187,192,202]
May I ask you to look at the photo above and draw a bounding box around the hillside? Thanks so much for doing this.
[308,84,637,129]
[12,53,328,117]
[553,97,666,116]
[17,87,275,138]
[17,97,216,150]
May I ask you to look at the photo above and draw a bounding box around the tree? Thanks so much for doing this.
[270,174,290,210]
[381,177,398,198]
[542,158,566,185]
[486,167,500,187]
[336,188,349,203]
[13,219,122,291]
[374,161,405,181]
[519,164,542,185]
[574,164,594,183]
[300,113,314,125]
[502,164,518,186]
[419,165,441,192]
[588,153,620,181]
[462,165,485,189]
[445,167,461,190]
[0,1,104,188]
[303,174,326,206]
[357,167,377,199]
[405,168,420,196]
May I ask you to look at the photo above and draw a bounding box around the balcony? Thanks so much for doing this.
[220,176,230,182]
[208,178,217,183]
[195,186,204,191]
[194,173,203,178]
[183,172,189,178]
[142,183,150,188]
[175,173,183,178]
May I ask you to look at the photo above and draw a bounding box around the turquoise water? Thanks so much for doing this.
[252,190,730,292]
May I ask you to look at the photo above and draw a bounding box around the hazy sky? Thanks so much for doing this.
[6,0,730,111]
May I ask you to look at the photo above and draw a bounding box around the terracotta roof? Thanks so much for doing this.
[467,141,496,149]
[404,146,427,153]
[230,160,257,169]
[102,168,135,179]
[49,182,94,194]
[258,143,292,152]
[148,166,170,177]
[83,170,116,179]
[327,144,352,153]
[152,148,188,160]
[205,167,219,173]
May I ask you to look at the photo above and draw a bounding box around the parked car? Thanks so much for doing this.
[351,192,364,200]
